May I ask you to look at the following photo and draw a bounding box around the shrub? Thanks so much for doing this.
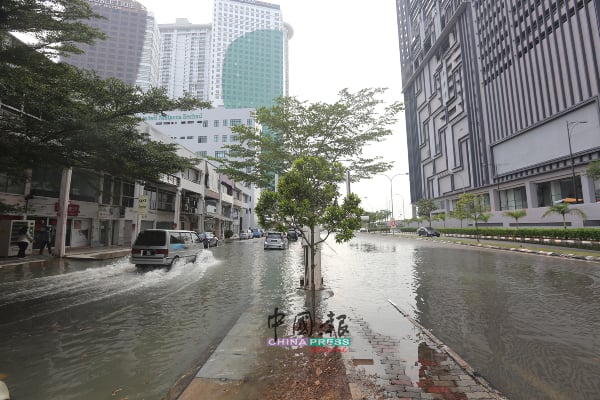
[224,230,234,239]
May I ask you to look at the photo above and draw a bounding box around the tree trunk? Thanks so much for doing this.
[310,225,316,327]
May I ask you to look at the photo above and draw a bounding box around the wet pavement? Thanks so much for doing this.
[0,235,593,400]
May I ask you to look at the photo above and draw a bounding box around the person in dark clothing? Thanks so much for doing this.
[39,224,52,255]
[17,226,33,258]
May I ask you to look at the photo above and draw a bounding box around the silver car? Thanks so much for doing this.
[264,231,287,250]
[131,229,204,268]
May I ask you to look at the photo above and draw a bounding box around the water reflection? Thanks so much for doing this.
[323,235,600,400]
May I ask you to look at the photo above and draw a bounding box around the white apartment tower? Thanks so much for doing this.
[159,19,212,100]
[135,12,161,91]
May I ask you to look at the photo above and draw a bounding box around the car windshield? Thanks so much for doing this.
[134,231,166,246]
[267,233,281,239]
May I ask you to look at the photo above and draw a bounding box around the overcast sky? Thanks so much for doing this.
[138,0,411,218]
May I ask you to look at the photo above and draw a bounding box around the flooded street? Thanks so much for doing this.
[0,239,304,400]
[2,233,600,399]
[324,233,600,400]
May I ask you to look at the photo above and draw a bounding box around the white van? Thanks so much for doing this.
[130,229,204,268]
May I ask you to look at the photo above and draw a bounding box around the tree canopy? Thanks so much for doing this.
[255,156,363,244]
[216,88,404,188]
[1,1,211,183]
[416,198,437,227]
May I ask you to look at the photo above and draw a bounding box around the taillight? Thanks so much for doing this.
[132,248,141,254]
[156,249,168,255]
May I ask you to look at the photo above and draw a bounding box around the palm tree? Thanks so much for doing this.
[542,203,587,230]
[503,209,527,228]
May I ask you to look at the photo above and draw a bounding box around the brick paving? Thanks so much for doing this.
[343,315,507,400]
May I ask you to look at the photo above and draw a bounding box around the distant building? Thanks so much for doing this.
[210,0,293,108]
[158,19,212,100]
[397,0,600,227]
[60,0,161,90]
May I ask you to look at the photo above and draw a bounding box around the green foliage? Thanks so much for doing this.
[542,203,587,230]
[255,156,363,245]
[503,209,527,228]
[1,2,210,184]
[456,193,491,241]
[1,0,107,58]
[224,230,234,239]
[432,213,446,228]
[217,88,405,188]
[586,160,600,181]
[416,198,437,227]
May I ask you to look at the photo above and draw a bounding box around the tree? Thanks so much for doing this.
[542,203,587,231]
[1,5,210,183]
[503,209,527,229]
[433,212,446,228]
[1,0,107,59]
[216,88,405,188]
[456,193,491,241]
[255,156,363,318]
[416,198,437,227]
[1,65,209,182]
[586,160,600,181]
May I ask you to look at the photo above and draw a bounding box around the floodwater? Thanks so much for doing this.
[2,234,599,400]
[0,239,305,400]
[323,234,600,400]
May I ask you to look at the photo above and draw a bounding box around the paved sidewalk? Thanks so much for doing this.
[0,245,131,269]
[343,302,507,400]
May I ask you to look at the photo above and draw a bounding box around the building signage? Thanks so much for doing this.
[54,202,80,217]
[142,113,203,121]
[137,196,147,217]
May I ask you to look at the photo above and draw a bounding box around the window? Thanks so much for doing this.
[198,136,207,143]
[196,150,207,157]
[537,178,582,207]
[230,119,242,126]
[0,173,25,194]
[214,135,219,142]
[246,118,254,126]
[223,119,228,127]
[231,135,239,142]
[203,120,209,127]
[122,181,135,208]
[187,136,193,140]
[215,151,227,159]
[499,187,527,211]
[222,135,228,142]
[214,120,220,127]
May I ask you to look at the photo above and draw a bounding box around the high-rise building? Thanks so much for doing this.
[158,19,212,100]
[61,0,161,90]
[397,0,600,226]
[210,0,292,108]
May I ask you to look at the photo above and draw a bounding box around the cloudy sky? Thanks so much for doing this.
[138,0,411,218]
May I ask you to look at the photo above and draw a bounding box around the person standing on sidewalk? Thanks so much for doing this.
[16,226,33,258]
[38,223,52,255]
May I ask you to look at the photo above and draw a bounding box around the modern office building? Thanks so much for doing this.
[210,0,292,108]
[396,0,600,227]
[158,19,212,100]
[61,0,161,90]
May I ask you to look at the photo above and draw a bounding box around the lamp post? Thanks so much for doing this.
[395,193,405,221]
[566,120,588,203]
[379,173,409,222]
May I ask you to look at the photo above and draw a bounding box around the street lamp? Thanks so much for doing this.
[566,120,588,203]
[395,193,405,220]
[378,173,409,221]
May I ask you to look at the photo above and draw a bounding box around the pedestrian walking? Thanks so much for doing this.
[38,223,52,255]
[16,226,33,258]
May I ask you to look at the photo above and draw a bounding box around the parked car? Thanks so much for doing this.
[131,229,204,269]
[239,231,251,240]
[264,231,287,250]
[197,232,219,247]
[286,229,298,241]
[252,229,262,238]
[417,227,441,237]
